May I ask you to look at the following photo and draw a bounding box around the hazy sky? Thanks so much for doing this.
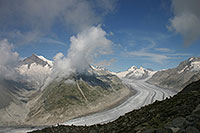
[0,0,200,72]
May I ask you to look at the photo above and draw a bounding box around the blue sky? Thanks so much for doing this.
[0,0,200,72]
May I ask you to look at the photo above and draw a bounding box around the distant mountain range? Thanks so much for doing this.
[0,54,200,126]
[112,66,156,80]
[114,57,200,92]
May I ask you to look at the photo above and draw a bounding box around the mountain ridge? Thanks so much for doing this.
[0,54,132,126]
[112,66,156,80]
[25,64,131,126]
[148,57,200,91]
[0,55,200,127]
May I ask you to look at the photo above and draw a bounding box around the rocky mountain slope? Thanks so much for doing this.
[148,57,200,91]
[0,79,35,126]
[0,55,49,126]
[30,79,200,133]
[0,54,131,126]
[113,66,156,80]
[26,65,131,126]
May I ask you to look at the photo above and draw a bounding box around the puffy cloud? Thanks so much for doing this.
[0,39,19,80]
[50,25,113,80]
[168,0,200,45]
[67,25,113,70]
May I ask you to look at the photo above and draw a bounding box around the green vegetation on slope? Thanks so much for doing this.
[26,73,130,125]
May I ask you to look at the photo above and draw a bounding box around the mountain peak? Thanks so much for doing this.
[128,66,137,71]
[22,54,49,68]
[188,57,195,62]
[114,66,155,80]
[31,54,37,57]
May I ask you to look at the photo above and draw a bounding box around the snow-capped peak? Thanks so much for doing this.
[189,57,194,62]
[128,66,137,71]
[177,57,200,74]
[37,55,53,67]
[17,54,53,89]
[113,66,156,80]
[91,65,107,71]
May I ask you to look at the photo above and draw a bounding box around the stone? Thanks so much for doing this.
[171,117,186,128]
[157,128,173,133]
[184,120,195,127]
[142,129,156,133]
[168,127,180,133]
[89,129,98,133]
[193,104,200,115]
[143,128,173,133]
[186,115,195,122]
[185,127,200,133]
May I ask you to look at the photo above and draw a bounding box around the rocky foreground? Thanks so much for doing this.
[30,80,200,133]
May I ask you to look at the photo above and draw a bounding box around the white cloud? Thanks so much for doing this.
[165,53,191,56]
[125,39,190,64]
[155,48,174,52]
[168,0,200,45]
[0,39,19,80]
[126,49,191,64]
[127,50,170,64]
[50,25,113,80]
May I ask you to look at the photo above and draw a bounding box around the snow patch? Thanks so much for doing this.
[178,60,200,74]
[38,56,53,67]
[189,57,194,62]
[191,61,200,71]
[178,65,188,74]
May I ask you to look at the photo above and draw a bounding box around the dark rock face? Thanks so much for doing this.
[30,80,200,133]
[148,57,200,91]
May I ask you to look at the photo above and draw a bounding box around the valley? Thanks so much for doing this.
[0,77,176,133]
[62,78,176,126]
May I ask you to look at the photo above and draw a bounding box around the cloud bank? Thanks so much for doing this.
[0,39,19,80]
[168,0,200,45]
[0,0,117,44]
[51,25,113,79]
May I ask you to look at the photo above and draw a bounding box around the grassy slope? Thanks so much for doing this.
[26,74,130,125]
